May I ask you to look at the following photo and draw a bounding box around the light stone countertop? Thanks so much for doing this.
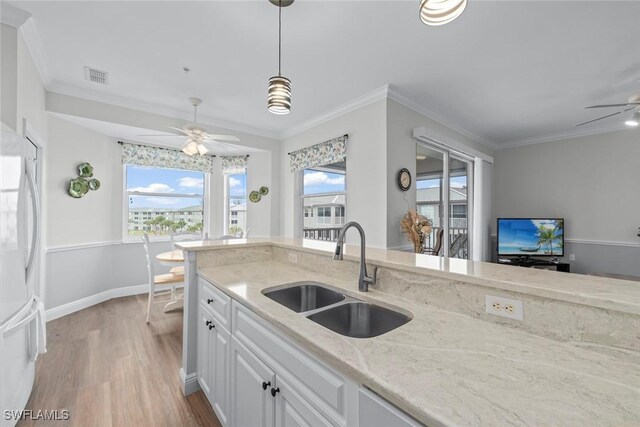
[197,259,640,427]
[178,238,640,316]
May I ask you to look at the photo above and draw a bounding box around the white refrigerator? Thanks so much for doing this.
[0,125,45,426]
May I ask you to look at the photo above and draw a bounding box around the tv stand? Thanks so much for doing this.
[498,258,570,273]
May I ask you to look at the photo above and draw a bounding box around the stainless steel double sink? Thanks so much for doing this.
[262,281,411,338]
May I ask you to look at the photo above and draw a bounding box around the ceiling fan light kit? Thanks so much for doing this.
[625,111,640,127]
[419,0,467,26]
[268,0,292,115]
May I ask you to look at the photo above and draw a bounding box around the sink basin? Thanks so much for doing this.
[263,282,345,313]
[307,302,411,338]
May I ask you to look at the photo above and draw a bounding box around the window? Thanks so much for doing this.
[125,165,205,238]
[225,172,246,236]
[301,161,346,241]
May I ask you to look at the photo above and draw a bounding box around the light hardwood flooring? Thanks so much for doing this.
[18,295,221,427]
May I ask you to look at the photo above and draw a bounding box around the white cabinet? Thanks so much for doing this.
[275,375,334,427]
[230,336,276,427]
[197,278,423,427]
[197,300,230,426]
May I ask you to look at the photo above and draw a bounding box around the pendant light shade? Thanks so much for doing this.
[268,76,292,115]
[420,0,467,26]
[268,0,292,115]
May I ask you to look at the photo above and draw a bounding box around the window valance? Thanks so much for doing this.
[289,134,348,172]
[121,143,215,173]
[221,155,248,174]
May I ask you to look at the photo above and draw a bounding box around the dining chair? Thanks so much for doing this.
[142,232,185,323]
[169,231,210,250]
[424,229,444,256]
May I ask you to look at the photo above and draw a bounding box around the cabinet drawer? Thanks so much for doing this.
[199,278,231,330]
[359,388,422,427]
[232,301,346,421]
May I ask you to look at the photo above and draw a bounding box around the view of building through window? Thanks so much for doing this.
[302,161,346,241]
[226,172,246,236]
[126,165,205,237]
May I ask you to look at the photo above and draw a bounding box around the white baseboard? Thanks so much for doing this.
[45,284,149,322]
[180,368,200,396]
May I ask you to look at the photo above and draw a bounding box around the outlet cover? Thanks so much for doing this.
[288,252,298,264]
[569,254,576,261]
[485,295,524,321]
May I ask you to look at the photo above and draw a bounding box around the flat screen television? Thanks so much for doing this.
[497,218,564,257]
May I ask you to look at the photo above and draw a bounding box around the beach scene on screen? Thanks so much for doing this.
[498,219,564,256]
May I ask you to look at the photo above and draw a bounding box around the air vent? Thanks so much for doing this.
[84,66,109,85]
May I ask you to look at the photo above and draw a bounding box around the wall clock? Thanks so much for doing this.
[397,168,411,191]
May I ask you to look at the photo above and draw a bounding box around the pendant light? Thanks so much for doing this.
[420,0,467,26]
[625,111,640,127]
[268,0,293,115]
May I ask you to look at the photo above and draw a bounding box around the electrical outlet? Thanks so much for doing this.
[485,295,523,321]
[288,252,298,264]
[569,254,576,261]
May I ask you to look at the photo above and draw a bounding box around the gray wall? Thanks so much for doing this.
[493,129,640,276]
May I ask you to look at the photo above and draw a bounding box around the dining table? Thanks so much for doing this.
[156,249,185,312]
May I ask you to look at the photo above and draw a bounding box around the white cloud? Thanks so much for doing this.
[178,177,204,189]
[304,171,345,187]
[145,197,179,205]
[128,183,174,193]
[531,220,558,230]
[229,177,241,188]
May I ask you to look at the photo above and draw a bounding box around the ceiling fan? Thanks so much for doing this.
[139,97,240,155]
[576,93,640,127]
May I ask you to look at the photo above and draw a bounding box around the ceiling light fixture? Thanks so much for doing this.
[268,0,293,115]
[416,154,427,160]
[419,0,467,26]
[625,111,640,127]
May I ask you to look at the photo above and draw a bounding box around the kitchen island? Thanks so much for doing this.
[176,238,640,426]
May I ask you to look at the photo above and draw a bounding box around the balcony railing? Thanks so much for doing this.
[424,227,469,259]
[303,227,342,242]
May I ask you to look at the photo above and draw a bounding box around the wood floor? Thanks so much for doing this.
[19,295,222,427]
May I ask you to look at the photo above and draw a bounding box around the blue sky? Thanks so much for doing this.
[417,176,467,189]
[127,165,205,209]
[303,169,346,194]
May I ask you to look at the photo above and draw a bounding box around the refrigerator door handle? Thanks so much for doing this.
[25,159,40,284]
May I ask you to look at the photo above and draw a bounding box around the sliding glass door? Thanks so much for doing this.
[417,143,473,259]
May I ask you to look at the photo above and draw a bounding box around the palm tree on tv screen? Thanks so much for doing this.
[537,222,562,255]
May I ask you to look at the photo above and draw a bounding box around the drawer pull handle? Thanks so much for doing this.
[207,298,213,304]
[208,324,215,330]
[262,381,271,390]
[205,320,212,326]
[270,387,280,397]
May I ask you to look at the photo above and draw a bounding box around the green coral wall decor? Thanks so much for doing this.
[68,162,101,198]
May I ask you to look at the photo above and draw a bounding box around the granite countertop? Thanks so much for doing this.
[178,238,640,315]
[197,259,640,427]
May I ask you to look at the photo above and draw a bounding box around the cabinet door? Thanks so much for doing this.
[211,325,230,426]
[275,376,334,427]
[197,305,212,398]
[230,337,275,427]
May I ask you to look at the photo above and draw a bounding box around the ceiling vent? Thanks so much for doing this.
[84,66,109,85]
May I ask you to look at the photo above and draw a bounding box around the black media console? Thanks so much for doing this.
[497,258,570,273]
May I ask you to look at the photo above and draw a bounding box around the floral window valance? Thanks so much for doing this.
[121,143,215,173]
[221,155,248,174]
[289,134,348,172]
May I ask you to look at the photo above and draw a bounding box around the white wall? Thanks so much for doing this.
[386,99,494,253]
[281,99,388,247]
[46,115,121,246]
[493,130,640,274]
[1,23,18,129]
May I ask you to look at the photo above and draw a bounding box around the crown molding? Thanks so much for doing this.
[496,122,630,150]
[48,82,281,140]
[19,17,54,88]
[279,85,391,139]
[0,3,31,28]
[387,85,500,151]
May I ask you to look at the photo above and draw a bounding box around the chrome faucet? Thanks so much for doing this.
[333,221,377,292]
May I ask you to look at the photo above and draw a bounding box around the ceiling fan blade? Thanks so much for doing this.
[137,133,183,137]
[586,103,640,109]
[204,134,240,142]
[575,108,634,127]
[167,126,189,136]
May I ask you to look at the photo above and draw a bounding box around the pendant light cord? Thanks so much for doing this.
[278,0,282,76]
